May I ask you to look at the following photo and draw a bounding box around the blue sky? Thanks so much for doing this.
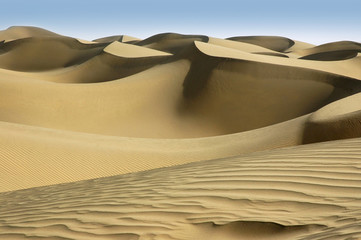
[0,0,360,44]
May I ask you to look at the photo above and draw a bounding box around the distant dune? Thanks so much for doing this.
[1,26,361,240]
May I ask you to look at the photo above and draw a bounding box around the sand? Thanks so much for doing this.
[0,26,361,239]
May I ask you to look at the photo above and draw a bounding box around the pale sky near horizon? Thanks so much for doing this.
[0,0,360,45]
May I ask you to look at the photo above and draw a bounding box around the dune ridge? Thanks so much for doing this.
[1,26,361,239]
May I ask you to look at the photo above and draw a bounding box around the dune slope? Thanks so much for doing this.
[1,26,361,240]
[1,138,361,240]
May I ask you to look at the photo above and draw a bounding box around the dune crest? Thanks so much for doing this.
[1,26,361,239]
[104,41,172,58]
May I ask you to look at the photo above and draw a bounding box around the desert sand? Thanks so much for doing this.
[0,26,361,239]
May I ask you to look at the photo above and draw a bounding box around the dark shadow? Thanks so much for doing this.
[300,50,358,61]
[227,36,295,52]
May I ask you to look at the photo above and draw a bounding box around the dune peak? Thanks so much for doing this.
[104,41,172,58]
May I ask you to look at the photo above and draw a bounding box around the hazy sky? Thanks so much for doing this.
[0,0,360,44]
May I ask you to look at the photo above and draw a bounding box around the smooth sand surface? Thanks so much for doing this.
[1,26,361,239]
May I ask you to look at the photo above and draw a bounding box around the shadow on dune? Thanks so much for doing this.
[178,41,361,134]
[93,35,141,44]
[299,41,361,61]
[54,51,173,83]
[135,32,209,53]
[227,36,295,52]
[195,221,325,240]
[0,37,107,71]
[300,50,359,61]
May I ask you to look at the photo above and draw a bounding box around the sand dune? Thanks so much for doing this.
[297,41,361,60]
[39,42,173,83]
[0,37,106,71]
[1,137,361,239]
[182,41,361,133]
[303,92,361,143]
[0,26,62,42]
[1,26,361,239]
[0,114,309,192]
[93,35,141,43]
[136,32,209,53]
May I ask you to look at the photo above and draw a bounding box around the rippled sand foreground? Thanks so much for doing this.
[1,26,361,239]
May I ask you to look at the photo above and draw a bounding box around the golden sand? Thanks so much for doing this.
[1,26,361,240]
